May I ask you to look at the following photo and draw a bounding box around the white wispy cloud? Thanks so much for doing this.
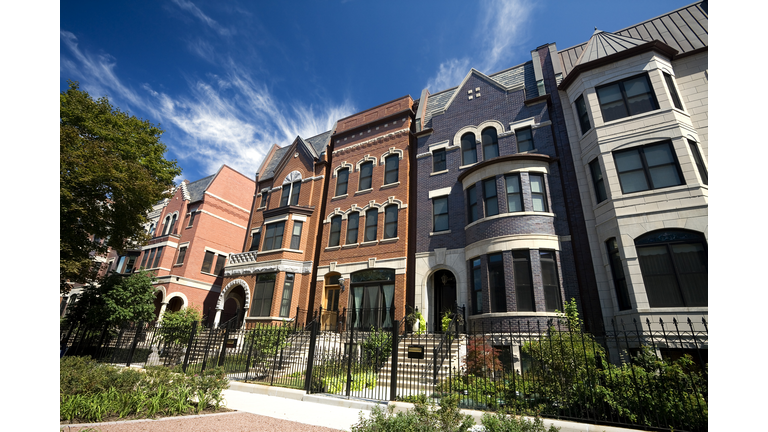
[169,0,233,36]
[61,31,355,181]
[425,0,535,92]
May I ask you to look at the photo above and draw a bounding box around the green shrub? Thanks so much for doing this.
[60,357,228,423]
[361,327,393,366]
[351,394,474,432]
[481,412,560,432]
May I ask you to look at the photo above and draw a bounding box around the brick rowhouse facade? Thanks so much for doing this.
[134,165,255,324]
[221,132,332,328]
[314,96,415,331]
[412,63,589,333]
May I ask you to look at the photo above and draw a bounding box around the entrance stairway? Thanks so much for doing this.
[376,333,466,396]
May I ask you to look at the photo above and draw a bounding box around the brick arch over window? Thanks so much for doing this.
[154,286,167,303]
[355,155,378,171]
[218,279,251,310]
[379,147,404,164]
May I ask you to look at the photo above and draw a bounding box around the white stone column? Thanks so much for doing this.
[212,308,223,328]
[157,301,168,321]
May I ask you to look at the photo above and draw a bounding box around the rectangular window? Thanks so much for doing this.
[329,216,341,246]
[187,212,197,228]
[290,221,303,250]
[589,159,607,203]
[152,247,163,269]
[263,221,285,251]
[540,251,562,312]
[213,254,226,274]
[359,161,373,190]
[201,250,215,273]
[596,73,659,122]
[384,205,397,239]
[529,174,548,212]
[505,174,522,212]
[279,273,294,318]
[336,168,349,196]
[346,212,359,244]
[513,250,534,311]
[663,72,684,110]
[250,273,276,317]
[488,253,506,312]
[176,246,187,265]
[433,149,446,172]
[384,155,398,184]
[125,256,137,273]
[606,238,631,310]
[637,242,707,308]
[365,209,378,242]
[516,127,533,152]
[280,181,301,207]
[260,192,268,208]
[432,196,449,232]
[146,248,157,269]
[140,249,150,269]
[575,95,591,134]
[471,258,482,315]
[483,178,498,217]
[688,140,708,185]
[249,231,261,252]
[614,141,683,194]
[467,185,479,223]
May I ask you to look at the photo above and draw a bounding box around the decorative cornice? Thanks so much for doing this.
[224,260,313,277]
[332,128,409,156]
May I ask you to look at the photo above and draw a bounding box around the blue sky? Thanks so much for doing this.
[60,0,695,183]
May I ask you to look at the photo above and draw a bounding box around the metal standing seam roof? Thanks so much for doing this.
[558,1,708,78]
[573,30,650,67]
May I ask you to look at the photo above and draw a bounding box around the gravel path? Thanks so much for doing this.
[59,411,347,432]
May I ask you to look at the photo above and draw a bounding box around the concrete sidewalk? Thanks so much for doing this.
[223,381,646,432]
[223,382,383,431]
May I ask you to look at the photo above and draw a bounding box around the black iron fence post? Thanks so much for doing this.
[244,328,256,381]
[126,321,144,367]
[110,324,126,364]
[344,308,356,398]
[389,319,399,401]
[182,320,199,373]
[200,327,216,373]
[304,319,319,392]
[96,323,110,360]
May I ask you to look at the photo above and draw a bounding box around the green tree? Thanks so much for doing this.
[60,81,181,293]
[64,270,157,328]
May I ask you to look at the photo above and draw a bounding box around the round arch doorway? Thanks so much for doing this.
[432,269,456,333]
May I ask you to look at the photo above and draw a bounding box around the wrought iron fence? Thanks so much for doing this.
[59,311,708,432]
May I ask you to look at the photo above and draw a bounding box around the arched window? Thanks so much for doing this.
[168,214,177,235]
[336,168,349,196]
[384,205,398,239]
[364,208,378,242]
[346,212,359,244]
[461,132,477,165]
[635,229,707,308]
[329,216,342,247]
[359,161,373,190]
[481,127,499,160]
[384,155,399,185]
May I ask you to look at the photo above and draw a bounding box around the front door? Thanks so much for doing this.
[433,270,456,333]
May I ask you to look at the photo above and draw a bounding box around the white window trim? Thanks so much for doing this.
[428,187,452,199]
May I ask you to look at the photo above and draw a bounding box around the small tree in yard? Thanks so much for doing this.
[464,336,504,378]
[159,306,203,364]
[64,270,157,328]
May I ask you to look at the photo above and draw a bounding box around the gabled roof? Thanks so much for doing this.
[422,62,536,128]
[186,174,215,203]
[259,130,332,182]
[573,29,649,67]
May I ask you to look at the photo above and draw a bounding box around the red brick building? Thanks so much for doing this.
[314,96,415,331]
[135,165,255,323]
[221,132,332,328]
